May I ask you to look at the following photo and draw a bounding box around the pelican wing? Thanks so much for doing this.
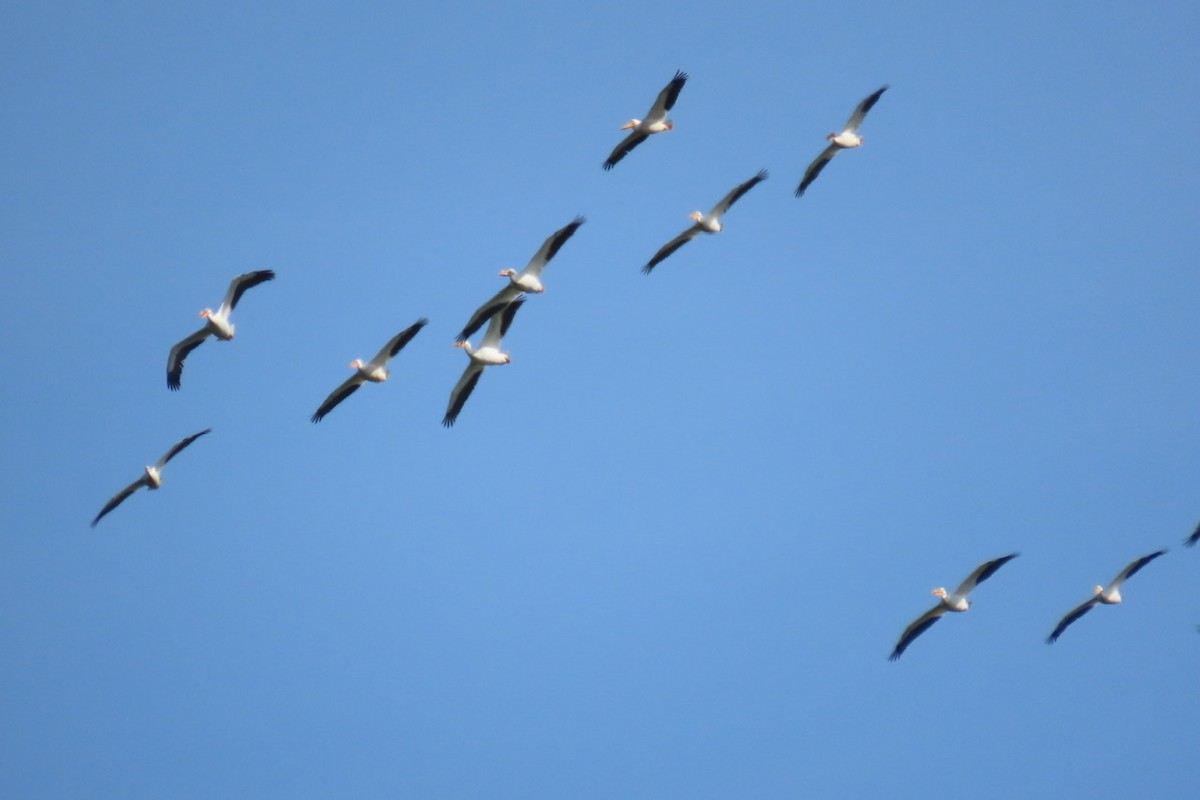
[889,605,946,661]
[646,69,688,121]
[481,296,525,350]
[218,269,275,315]
[710,170,768,218]
[371,317,428,366]
[457,287,522,343]
[1185,522,1200,547]
[1046,597,1099,644]
[843,85,888,134]
[311,375,365,423]
[642,226,701,274]
[521,216,586,280]
[91,477,149,528]
[167,328,210,390]
[155,428,212,468]
[953,553,1019,597]
[442,365,484,428]
[603,129,649,171]
[795,144,839,197]
[1110,549,1167,588]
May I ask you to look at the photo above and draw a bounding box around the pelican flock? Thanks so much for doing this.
[603,70,688,171]
[795,85,888,197]
[1045,550,1167,644]
[456,216,585,343]
[91,429,212,527]
[311,318,428,423]
[443,298,525,427]
[167,270,276,390]
[88,68,1196,661]
[889,553,1018,661]
[642,170,768,274]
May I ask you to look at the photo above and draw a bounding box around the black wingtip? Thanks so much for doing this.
[441,416,456,428]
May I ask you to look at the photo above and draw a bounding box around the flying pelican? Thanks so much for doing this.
[889,553,1018,661]
[443,298,525,427]
[642,170,767,274]
[603,70,688,171]
[1046,550,1167,644]
[795,85,888,197]
[311,318,428,423]
[1184,522,1199,547]
[167,270,276,390]
[456,216,585,343]
[91,428,212,527]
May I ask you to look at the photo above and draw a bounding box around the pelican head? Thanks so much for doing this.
[826,132,837,141]
[662,120,674,131]
[688,211,704,222]
[502,354,512,364]
[498,268,518,278]
[453,341,469,350]
[199,308,212,319]
[350,358,365,370]
[621,119,640,130]
[1093,585,1104,596]
[931,587,948,599]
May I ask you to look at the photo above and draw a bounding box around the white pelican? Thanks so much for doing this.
[1184,522,1199,547]
[311,318,428,423]
[795,85,888,197]
[642,170,768,274]
[91,428,212,527]
[1046,549,1167,644]
[603,70,688,171]
[889,553,1018,661]
[167,270,276,390]
[456,216,585,342]
[443,298,525,427]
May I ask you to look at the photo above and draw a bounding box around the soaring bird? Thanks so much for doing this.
[443,298,525,427]
[1046,550,1167,644]
[456,216,585,342]
[603,70,688,171]
[889,553,1018,661]
[1184,522,1199,547]
[91,429,212,527]
[642,170,767,274]
[311,318,428,423]
[795,85,888,197]
[167,270,276,390]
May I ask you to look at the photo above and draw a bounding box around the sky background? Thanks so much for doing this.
[2,1,1198,797]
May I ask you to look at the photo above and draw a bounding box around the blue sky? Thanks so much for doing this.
[2,1,1198,797]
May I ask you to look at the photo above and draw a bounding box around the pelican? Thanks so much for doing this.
[1184,522,1199,547]
[456,216,585,343]
[795,85,888,197]
[443,298,525,427]
[602,70,688,171]
[311,318,428,423]
[642,170,767,274]
[91,428,212,527]
[1046,550,1167,644]
[167,270,276,390]
[889,553,1018,661]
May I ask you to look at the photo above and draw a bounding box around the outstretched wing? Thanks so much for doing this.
[1111,549,1167,588]
[710,169,768,218]
[457,287,522,343]
[155,428,212,468]
[442,364,484,428]
[953,553,1019,597]
[603,129,649,171]
[1046,598,1099,644]
[219,270,275,315]
[166,328,210,391]
[889,605,945,661]
[371,318,429,366]
[843,85,888,134]
[311,375,364,423]
[91,478,148,528]
[521,216,586,280]
[642,226,701,274]
[795,144,838,197]
[646,69,688,120]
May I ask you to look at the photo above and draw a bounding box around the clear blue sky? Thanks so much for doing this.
[2,2,1198,797]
